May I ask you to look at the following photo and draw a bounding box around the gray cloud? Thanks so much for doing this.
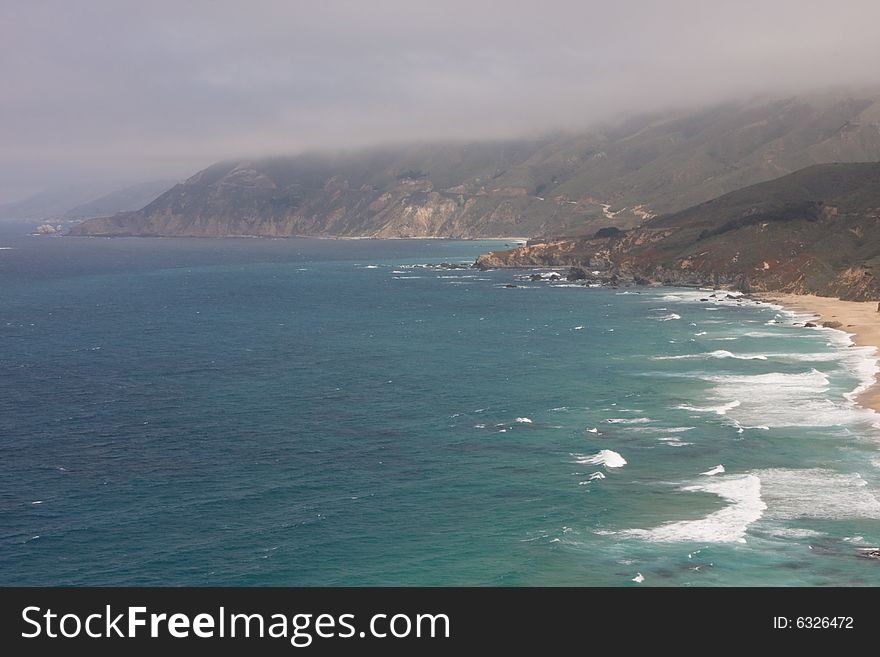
[2,0,880,202]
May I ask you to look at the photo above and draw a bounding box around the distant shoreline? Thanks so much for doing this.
[755,293,880,413]
[63,232,529,242]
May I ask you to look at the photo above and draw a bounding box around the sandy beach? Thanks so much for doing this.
[755,293,880,412]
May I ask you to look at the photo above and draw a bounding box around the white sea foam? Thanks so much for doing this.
[589,471,606,480]
[586,427,599,433]
[576,450,627,468]
[606,417,653,424]
[515,417,533,424]
[573,325,585,330]
[632,573,645,583]
[658,437,693,447]
[839,345,879,401]
[653,313,681,321]
[677,399,741,415]
[693,369,877,428]
[621,474,765,543]
[694,331,707,336]
[755,468,880,520]
[701,465,725,476]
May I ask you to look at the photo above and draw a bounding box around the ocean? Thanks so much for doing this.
[2,229,880,586]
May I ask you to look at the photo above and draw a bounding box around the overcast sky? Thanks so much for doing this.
[2,0,880,203]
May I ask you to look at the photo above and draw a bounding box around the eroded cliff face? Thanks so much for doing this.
[69,169,563,239]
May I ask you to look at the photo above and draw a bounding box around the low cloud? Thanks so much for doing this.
[2,0,879,201]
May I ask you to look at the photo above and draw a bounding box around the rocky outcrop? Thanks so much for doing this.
[476,163,880,301]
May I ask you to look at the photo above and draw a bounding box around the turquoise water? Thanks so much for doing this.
[2,231,880,586]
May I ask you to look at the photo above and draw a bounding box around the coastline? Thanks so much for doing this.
[755,293,880,412]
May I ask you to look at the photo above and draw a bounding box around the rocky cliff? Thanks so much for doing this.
[476,163,880,301]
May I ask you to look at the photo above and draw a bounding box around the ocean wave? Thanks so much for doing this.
[621,474,765,543]
[605,417,653,424]
[654,350,766,361]
[701,465,725,476]
[765,527,826,539]
[515,417,533,424]
[653,313,681,321]
[575,450,627,468]
[707,349,762,358]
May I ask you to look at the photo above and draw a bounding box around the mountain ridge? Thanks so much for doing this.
[70,92,880,239]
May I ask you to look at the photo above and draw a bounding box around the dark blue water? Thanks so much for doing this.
[2,227,880,585]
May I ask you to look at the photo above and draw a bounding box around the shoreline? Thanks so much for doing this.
[754,293,880,413]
